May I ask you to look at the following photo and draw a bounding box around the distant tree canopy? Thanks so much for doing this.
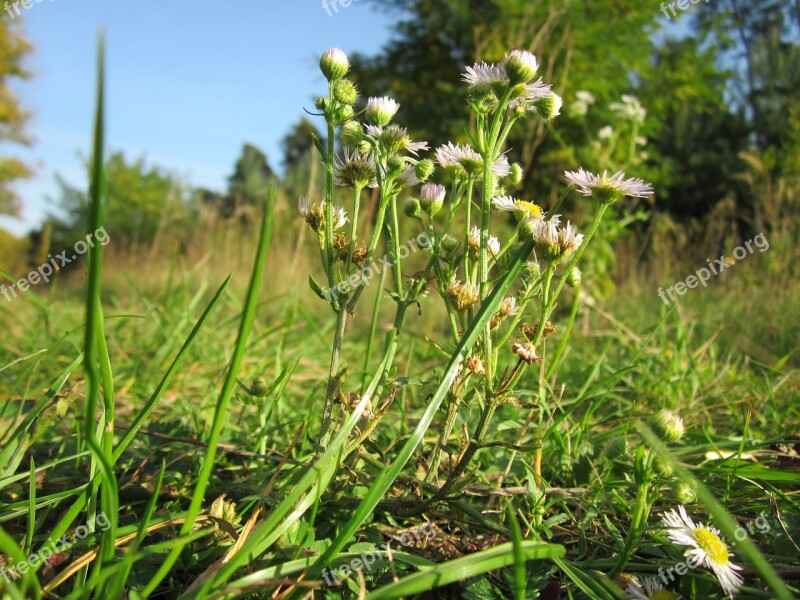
[0,19,34,216]
[197,143,276,220]
[281,117,322,172]
[47,152,190,253]
[354,0,799,225]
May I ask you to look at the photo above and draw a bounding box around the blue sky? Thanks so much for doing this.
[0,0,397,236]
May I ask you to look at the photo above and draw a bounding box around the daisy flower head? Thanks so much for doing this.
[334,148,378,189]
[366,124,428,156]
[320,47,350,81]
[503,49,539,84]
[565,168,653,204]
[467,226,500,257]
[598,125,615,140]
[298,196,348,232]
[366,96,400,127]
[419,183,446,216]
[610,94,647,124]
[462,61,508,88]
[556,220,584,257]
[625,575,680,600]
[435,142,483,176]
[491,195,544,222]
[569,90,596,118]
[397,164,421,188]
[662,506,743,597]
[509,81,555,113]
[447,280,479,312]
[521,214,579,262]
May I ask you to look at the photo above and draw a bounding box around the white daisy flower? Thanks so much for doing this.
[598,125,615,140]
[610,94,647,124]
[297,196,348,232]
[366,96,400,127]
[556,221,584,256]
[625,575,680,600]
[508,79,554,111]
[661,506,744,597]
[435,143,510,177]
[419,182,445,204]
[462,62,508,87]
[523,214,580,262]
[491,195,544,221]
[492,154,511,177]
[365,125,429,156]
[468,226,500,256]
[397,164,420,187]
[528,216,560,256]
[565,168,653,203]
[333,147,378,189]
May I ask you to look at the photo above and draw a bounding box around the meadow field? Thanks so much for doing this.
[2,3,800,599]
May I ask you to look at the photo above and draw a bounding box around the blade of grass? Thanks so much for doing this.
[142,187,276,596]
[365,541,565,600]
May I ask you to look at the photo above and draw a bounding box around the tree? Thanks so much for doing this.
[355,0,660,197]
[46,152,190,253]
[225,143,274,219]
[0,19,34,216]
[281,117,323,172]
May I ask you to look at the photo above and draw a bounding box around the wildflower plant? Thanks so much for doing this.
[305,46,653,505]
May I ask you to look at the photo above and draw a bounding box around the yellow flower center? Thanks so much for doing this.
[513,200,543,220]
[651,590,678,600]
[693,527,729,564]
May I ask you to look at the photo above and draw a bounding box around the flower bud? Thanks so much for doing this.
[366,96,399,127]
[653,455,674,478]
[333,79,358,105]
[315,97,328,111]
[675,481,697,504]
[440,234,460,254]
[566,266,582,287]
[340,121,364,148]
[535,92,563,120]
[415,159,435,182]
[320,47,349,81]
[419,183,445,217]
[341,105,354,121]
[508,163,523,186]
[522,260,541,283]
[251,377,269,397]
[504,50,538,84]
[651,409,685,443]
[403,197,421,219]
[358,140,372,155]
